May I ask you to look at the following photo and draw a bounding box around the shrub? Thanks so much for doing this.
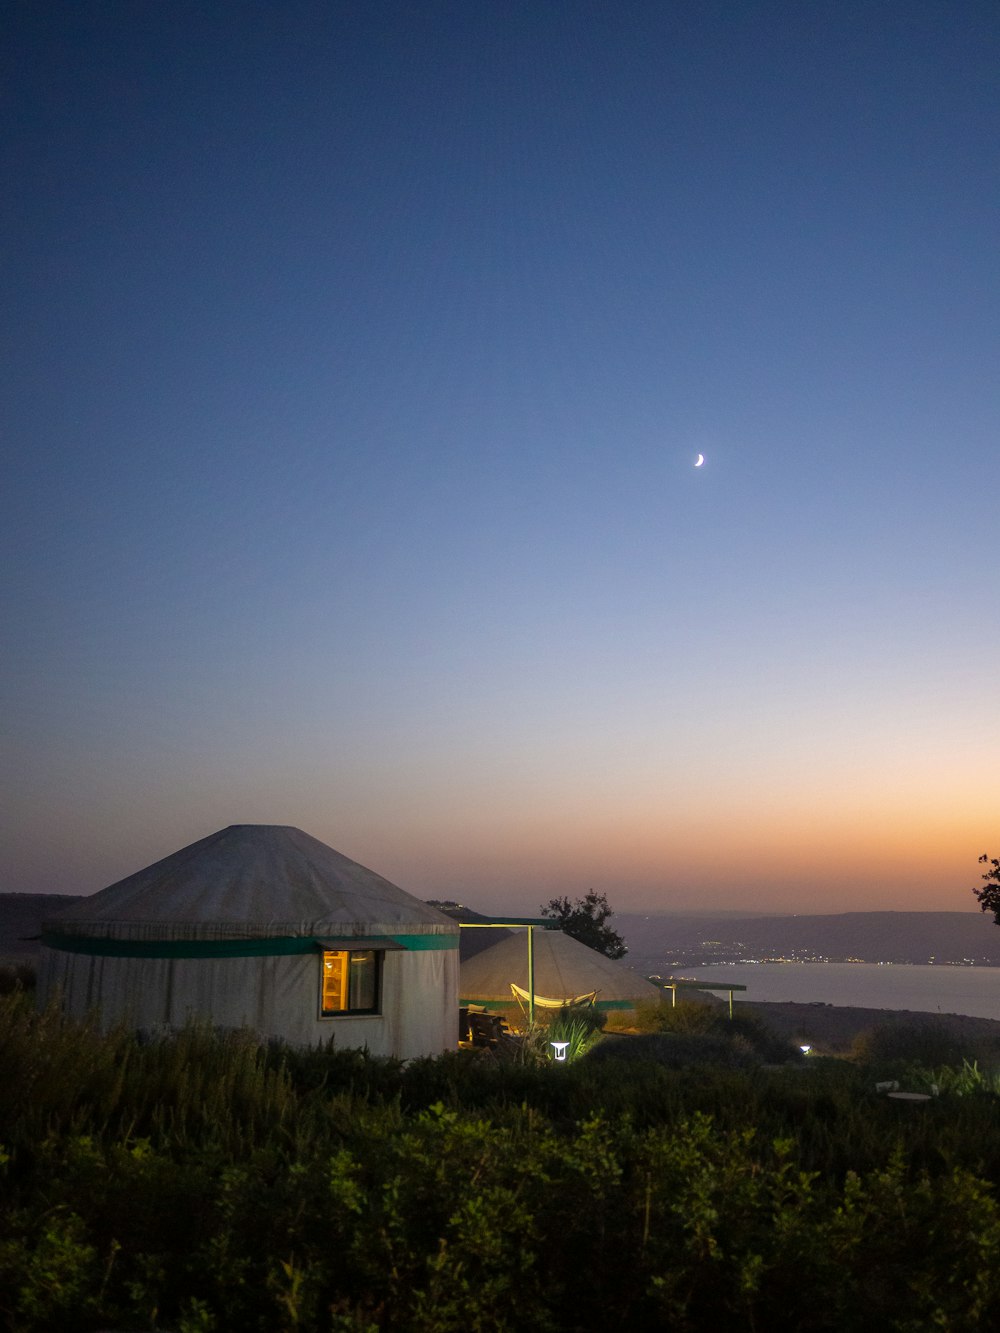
[852,1019,967,1071]
[583,1031,758,1070]
[629,997,716,1034]
[726,1010,804,1064]
[7,994,1000,1328]
[0,963,36,994]
[544,1013,605,1061]
[933,1059,1000,1097]
[619,999,800,1065]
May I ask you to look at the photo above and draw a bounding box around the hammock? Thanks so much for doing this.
[509,983,598,1012]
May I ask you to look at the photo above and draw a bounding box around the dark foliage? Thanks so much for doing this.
[7,994,1000,1330]
[0,964,35,995]
[540,890,627,958]
[585,1030,758,1070]
[852,1019,967,1071]
[974,853,1000,923]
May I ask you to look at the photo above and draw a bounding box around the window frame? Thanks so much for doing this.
[319,947,383,1018]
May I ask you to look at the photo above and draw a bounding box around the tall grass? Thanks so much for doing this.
[0,963,35,995]
[0,992,298,1155]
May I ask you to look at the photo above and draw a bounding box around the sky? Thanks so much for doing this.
[3,1,998,917]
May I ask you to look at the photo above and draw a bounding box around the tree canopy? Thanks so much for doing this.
[973,854,1000,924]
[540,890,627,959]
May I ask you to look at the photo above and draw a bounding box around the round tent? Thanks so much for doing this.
[38,824,459,1057]
[459,928,661,1012]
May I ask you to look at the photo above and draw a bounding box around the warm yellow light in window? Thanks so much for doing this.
[321,948,379,1015]
[322,951,349,1013]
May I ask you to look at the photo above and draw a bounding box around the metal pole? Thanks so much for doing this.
[527,925,535,1025]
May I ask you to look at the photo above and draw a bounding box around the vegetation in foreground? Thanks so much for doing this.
[4,991,1000,1331]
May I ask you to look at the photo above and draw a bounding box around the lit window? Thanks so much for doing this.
[321,949,380,1016]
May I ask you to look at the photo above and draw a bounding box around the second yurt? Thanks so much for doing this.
[460,927,660,1013]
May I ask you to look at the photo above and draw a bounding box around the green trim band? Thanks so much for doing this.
[42,932,460,959]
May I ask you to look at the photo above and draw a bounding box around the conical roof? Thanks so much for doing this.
[460,928,659,1005]
[42,825,455,943]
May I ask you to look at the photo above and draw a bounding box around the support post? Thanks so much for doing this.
[527,925,535,1024]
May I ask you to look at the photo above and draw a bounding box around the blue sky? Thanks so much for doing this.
[3,1,998,913]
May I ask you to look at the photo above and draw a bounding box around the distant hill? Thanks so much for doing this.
[0,893,84,959]
[5,894,999,972]
[615,911,1000,971]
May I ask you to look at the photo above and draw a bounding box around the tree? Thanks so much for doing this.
[974,854,1000,924]
[540,890,627,959]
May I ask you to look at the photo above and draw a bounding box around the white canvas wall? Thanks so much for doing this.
[38,943,459,1058]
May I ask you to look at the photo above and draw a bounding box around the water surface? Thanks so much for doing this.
[677,962,1000,1021]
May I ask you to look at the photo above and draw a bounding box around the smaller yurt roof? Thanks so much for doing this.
[427,903,515,960]
[460,928,659,1008]
[42,825,455,944]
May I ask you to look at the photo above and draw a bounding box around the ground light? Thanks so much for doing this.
[550,1041,569,1062]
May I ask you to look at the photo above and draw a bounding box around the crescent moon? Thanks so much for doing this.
[694,453,705,467]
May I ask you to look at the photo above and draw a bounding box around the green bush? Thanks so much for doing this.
[629,996,715,1033]
[610,999,800,1066]
[726,1009,805,1064]
[4,998,1000,1329]
[852,1019,967,1071]
[584,1030,758,1070]
[933,1059,1000,1096]
[0,963,36,995]
[537,1012,605,1061]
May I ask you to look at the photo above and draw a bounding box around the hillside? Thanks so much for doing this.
[0,894,84,959]
[6,895,1000,972]
[615,910,1000,971]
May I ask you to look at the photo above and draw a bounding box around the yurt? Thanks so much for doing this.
[38,825,459,1057]
[460,928,661,1012]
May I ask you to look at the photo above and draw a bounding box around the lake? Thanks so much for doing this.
[677,962,1000,1021]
